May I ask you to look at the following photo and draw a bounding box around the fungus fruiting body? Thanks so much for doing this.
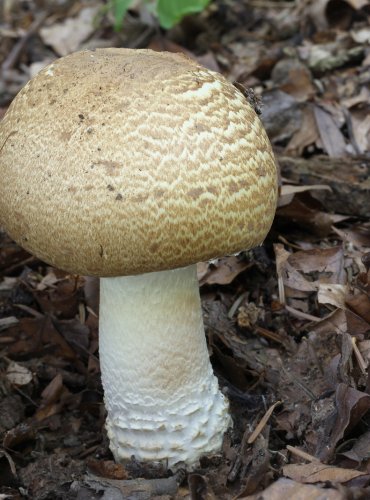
[0,49,278,468]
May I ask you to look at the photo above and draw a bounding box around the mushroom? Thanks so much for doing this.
[0,49,278,468]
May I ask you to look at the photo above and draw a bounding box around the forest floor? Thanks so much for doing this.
[1,0,370,498]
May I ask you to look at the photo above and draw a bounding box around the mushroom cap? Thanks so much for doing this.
[0,48,278,277]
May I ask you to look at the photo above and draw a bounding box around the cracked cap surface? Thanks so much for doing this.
[0,48,278,276]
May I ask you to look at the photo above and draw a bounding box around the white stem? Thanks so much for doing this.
[99,265,231,468]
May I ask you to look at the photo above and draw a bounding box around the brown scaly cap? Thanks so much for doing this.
[0,48,278,276]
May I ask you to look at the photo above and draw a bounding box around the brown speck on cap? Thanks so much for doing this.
[0,48,278,277]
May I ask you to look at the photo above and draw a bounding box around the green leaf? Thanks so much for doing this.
[157,0,211,29]
[111,0,133,31]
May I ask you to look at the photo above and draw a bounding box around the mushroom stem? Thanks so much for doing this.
[99,265,231,468]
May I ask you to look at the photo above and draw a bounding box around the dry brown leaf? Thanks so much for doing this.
[271,58,315,102]
[36,270,59,291]
[288,246,344,276]
[35,373,74,422]
[350,108,370,154]
[275,245,346,294]
[341,86,370,108]
[198,256,251,286]
[39,5,99,56]
[359,340,370,367]
[333,224,370,249]
[345,292,370,323]
[40,373,64,405]
[3,420,37,449]
[233,431,272,498]
[316,384,370,461]
[35,277,80,319]
[285,105,319,156]
[351,26,370,43]
[240,477,342,499]
[0,316,18,331]
[6,361,33,386]
[345,0,370,8]
[87,458,128,480]
[314,105,347,157]
[283,462,366,484]
[276,194,334,237]
[247,401,281,444]
[312,308,370,338]
[340,429,370,464]
[5,316,77,360]
[278,184,331,208]
[318,283,348,308]
[261,90,302,143]
[307,0,368,31]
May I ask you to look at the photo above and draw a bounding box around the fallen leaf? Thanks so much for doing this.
[307,0,353,30]
[277,194,334,237]
[237,433,271,497]
[240,477,342,499]
[333,224,370,249]
[318,283,348,308]
[198,256,251,286]
[286,105,319,155]
[346,0,369,8]
[87,458,128,480]
[278,184,331,208]
[349,108,370,154]
[275,245,346,294]
[35,373,72,421]
[3,420,37,449]
[35,270,59,291]
[311,308,370,338]
[188,473,217,500]
[6,361,33,386]
[271,58,315,102]
[283,462,366,484]
[0,316,18,331]
[39,5,100,56]
[340,429,370,465]
[351,26,370,44]
[314,105,347,157]
[261,90,302,143]
[40,373,64,406]
[345,292,370,323]
[316,384,370,461]
[5,316,76,360]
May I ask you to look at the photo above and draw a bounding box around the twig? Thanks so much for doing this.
[287,445,320,463]
[285,305,322,322]
[13,303,43,318]
[247,400,281,444]
[343,107,362,156]
[248,0,296,7]
[0,316,18,331]
[254,325,285,345]
[2,13,48,73]
[13,385,38,407]
[0,448,17,476]
[278,235,305,251]
[2,256,38,275]
[78,444,100,459]
[277,274,285,304]
[86,306,98,318]
[228,292,248,319]
[351,336,368,375]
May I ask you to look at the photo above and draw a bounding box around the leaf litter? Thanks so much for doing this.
[1,0,370,498]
